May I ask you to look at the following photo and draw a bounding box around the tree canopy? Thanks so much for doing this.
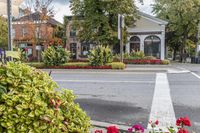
[70,0,138,46]
[153,0,200,60]
[0,16,8,49]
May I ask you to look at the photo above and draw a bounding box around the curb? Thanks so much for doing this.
[91,120,149,133]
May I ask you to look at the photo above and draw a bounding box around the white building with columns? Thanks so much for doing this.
[126,12,168,60]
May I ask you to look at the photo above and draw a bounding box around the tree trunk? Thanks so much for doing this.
[173,48,177,61]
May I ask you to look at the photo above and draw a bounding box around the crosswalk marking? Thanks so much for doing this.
[191,72,200,79]
[148,73,176,131]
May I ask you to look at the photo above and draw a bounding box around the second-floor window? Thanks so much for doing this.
[35,27,41,38]
[70,28,76,37]
[22,27,27,37]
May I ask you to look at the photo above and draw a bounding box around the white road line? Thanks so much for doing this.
[148,73,176,131]
[191,72,200,79]
[54,79,154,83]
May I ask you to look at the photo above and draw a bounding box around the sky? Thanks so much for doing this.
[53,0,155,23]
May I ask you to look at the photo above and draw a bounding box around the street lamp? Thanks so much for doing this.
[7,0,13,51]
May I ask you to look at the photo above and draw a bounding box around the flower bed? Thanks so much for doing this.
[43,65,112,69]
[94,116,193,133]
[123,59,170,65]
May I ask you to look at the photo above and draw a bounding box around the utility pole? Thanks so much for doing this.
[7,0,13,51]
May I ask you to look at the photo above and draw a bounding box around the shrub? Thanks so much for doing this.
[143,56,156,60]
[129,51,145,59]
[161,59,170,65]
[88,45,113,66]
[0,62,91,132]
[61,62,89,67]
[107,62,126,69]
[42,46,70,66]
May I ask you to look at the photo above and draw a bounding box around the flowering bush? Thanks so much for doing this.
[176,116,191,133]
[94,116,192,133]
[128,124,144,133]
[106,126,119,133]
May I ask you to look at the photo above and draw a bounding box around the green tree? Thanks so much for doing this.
[153,0,200,61]
[70,0,138,46]
[0,16,8,49]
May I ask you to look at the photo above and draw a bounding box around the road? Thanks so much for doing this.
[48,64,200,132]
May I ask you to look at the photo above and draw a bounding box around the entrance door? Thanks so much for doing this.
[70,43,77,59]
[130,36,140,52]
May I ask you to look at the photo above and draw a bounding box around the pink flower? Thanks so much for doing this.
[155,120,159,125]
[95,130,103,133]
[132,124,144,133]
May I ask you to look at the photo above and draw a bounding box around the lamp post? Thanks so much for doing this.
[7,0,13,51]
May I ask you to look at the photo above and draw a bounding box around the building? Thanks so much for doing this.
[66,12,168,60]
[12,10,61,60]
[0,0,23,17]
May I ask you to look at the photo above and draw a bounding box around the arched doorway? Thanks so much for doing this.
[130,36,140,52]
[144,35,161,58]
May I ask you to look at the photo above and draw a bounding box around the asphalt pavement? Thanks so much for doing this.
[46,63,200,132]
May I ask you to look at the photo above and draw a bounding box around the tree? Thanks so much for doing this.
[20,0,55,46]
[70,0,138,46]
[152,0,200,61]
[0,16,8,49]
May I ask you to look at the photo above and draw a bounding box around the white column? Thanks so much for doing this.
[161,30,165,60]
[140,35,145,52]
[126,37,130,53]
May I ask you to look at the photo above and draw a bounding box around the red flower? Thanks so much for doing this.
[155,120,159,125]
[177,128,188,133]
[176,116,191,127]
[95,130,103,133]
[107,126,119,133]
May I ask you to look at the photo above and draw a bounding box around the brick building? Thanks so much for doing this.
[12,11,61,60]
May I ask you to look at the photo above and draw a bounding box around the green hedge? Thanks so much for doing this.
[25,62,126,69]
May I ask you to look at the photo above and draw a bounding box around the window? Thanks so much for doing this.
[130,36,140,52]
[81,42,90,56]
[35,27,41,38]
[22,27,27,37]
[70,27,76,37]
[144,35,161,59]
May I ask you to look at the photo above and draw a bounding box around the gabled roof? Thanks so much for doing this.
[138,11,168,25]
[13,12,62,26]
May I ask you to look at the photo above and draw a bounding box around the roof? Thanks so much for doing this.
[138,11,168,25]
[13,12,62,26]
